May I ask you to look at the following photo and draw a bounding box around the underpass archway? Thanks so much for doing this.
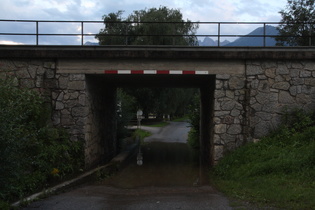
[85,73,216,166]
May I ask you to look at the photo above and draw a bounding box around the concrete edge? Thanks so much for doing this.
[11,142,139,208]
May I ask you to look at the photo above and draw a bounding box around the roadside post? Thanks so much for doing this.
[136,109,144,165]
[136,109,143,129]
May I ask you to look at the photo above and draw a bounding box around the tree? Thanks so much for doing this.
[96,7,199,121]
[96,6,199,46]
[277,0,315,46]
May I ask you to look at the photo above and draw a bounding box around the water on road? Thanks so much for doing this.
[23,122,233,210]
[101,122,207,188]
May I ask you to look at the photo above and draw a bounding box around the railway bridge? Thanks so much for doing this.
[1,46,315,168]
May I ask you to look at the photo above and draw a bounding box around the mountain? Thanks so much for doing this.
[198,37,230,46]
[86,26,279,47]
[225,25,278,47]
[84,41,99,45]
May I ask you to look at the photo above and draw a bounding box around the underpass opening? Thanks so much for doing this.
[86,73,215,182]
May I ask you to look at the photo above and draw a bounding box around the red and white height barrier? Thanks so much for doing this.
[104,70,209,75]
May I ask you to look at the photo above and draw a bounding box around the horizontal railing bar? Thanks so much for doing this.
[0,19,314,46]
[0,19,313,24]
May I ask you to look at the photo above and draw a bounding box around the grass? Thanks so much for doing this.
[132,129,151,141]
[211,125,315,209]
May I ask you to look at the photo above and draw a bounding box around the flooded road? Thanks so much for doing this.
[102,122,206,188]
[23,122,233,210]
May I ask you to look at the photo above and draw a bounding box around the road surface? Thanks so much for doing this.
[23,122,233,210]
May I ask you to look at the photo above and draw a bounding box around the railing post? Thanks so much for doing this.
[81,21,84,46]
[218,23,221,47]
[36,21,39,45]
[263,23,266,47]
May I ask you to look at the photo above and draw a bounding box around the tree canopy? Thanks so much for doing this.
[96,7,199,121]
[95,6,199,46]
[277,0,315,46]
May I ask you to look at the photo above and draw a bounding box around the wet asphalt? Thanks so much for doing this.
[22,122,233,210]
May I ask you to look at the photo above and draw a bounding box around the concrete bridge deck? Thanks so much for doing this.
[1,45,315,59]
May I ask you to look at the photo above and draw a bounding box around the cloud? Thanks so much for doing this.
[0,0,288,45]
[0,40,24,45]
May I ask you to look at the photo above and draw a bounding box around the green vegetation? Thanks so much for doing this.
[212,109,315,209]
[277,0,315,46]
[96,6,199,46]
[132,129,152,141]
[0,78,83,206]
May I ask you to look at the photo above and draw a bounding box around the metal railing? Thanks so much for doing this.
[0,19,313,46]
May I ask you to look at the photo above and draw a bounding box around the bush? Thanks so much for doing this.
[212,109,315,209]
[0,78,83,202]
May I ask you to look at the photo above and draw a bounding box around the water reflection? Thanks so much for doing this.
[101,142,209,188]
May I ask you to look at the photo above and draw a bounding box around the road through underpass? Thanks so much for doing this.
[23,122,233,210]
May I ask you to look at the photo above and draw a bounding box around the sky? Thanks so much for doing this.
[0,0,288,45]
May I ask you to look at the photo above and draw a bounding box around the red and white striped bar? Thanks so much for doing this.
[104,70,209,75]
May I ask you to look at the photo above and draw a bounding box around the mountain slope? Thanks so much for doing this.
[226,25,278,46]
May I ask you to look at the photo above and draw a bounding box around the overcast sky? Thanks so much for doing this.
[0,0,288,45]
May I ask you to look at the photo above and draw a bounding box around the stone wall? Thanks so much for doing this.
[247,60,315,138]
[2,57,315,167]
[213,73,248,163]
[213,60,315,162]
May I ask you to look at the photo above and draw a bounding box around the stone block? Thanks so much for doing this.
[300,70,312,78]
[227,124,242,135]
[262,61,277,69]
[255,92,270,104]
[221,100,236,111]
[304,62,315,70]
[214,124,227,134]
[213,134,222,144]
[305,78,315,86]
[55,101,64,110]
[279,91,295,104]
[229,76,245,89]
[302,85,312,94]
[78,94,86,106]
[276,64,289,75]
[272,81,290,90]
[214,90,225,98]
[247,65,264,75]
[216,80,223,89]
[292,62,303,69]
[216,74,230,79]
[258,80,270,92]
[290,69,300,78]
[265,68,276,78]
[59,76,69,89]
[45,69,55,79]
[72,106,88,117]
[223,116,235,124]
[27,65,37,78]
[296,94,311,104]
[290,78,304,85]
[214,111,230,117]
[68,81,85,90]
[70,74,85,81]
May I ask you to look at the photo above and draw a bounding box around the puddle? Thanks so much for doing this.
[100,142,209,188]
